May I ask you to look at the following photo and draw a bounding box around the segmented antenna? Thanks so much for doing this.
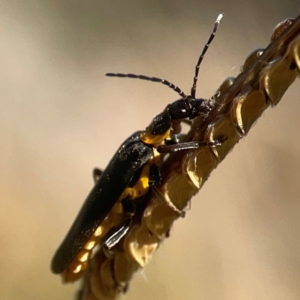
[191,13,223,99]
[106,13,223,100]
[106,73,187,99]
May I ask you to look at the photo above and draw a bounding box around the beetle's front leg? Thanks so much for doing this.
[166,119,193,146]
[157,136,227,153]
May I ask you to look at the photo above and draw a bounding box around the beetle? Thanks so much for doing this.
[51,13,224,282]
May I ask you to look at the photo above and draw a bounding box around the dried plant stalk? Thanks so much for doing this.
[77,14,300,300]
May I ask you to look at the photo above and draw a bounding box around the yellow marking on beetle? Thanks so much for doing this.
[120,164,150,199]
[111,201,123,214]
[78,251,89,263]
[151,148,161,165]
[85,241,96,250]
[93,226,103,237]
[73,264,82,274]
[140,129,171,146]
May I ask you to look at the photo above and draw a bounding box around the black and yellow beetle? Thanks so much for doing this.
[51,14,224,282]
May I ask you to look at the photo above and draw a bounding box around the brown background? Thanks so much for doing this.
[1,1,300,299]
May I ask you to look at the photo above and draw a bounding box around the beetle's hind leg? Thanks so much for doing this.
[103,197,136,256]
[103,217,132,254]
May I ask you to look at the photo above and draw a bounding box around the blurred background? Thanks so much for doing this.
[0,1,299,299]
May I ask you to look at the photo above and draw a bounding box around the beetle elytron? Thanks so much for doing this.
[51,14,224,282]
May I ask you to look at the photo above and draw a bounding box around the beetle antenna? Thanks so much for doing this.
[106,73,188,100]
[190,13,224,99]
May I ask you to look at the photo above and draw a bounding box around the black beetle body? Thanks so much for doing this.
[51,14,224,282]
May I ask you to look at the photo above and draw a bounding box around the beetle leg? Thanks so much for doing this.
[103,197,137,256]
[121,196,137,216]
[157,136,227,153]
[92,168,103,183]
[164,137,178,145]
[149,164,162,186]
[103,217,132,252]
